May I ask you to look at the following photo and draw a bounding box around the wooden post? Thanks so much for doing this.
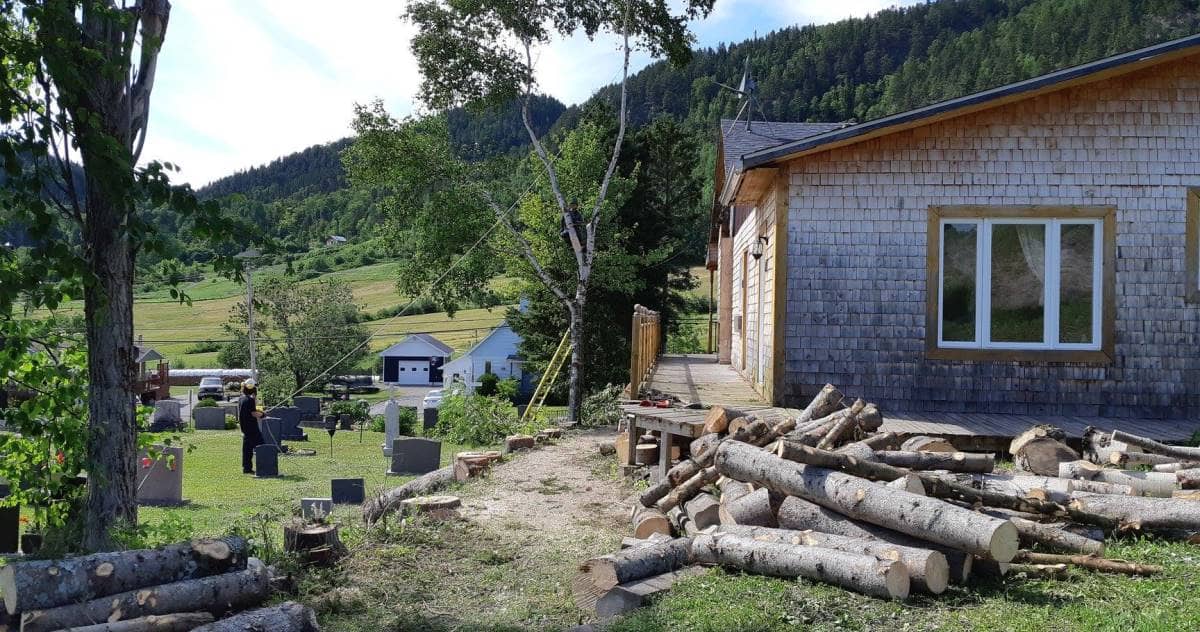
[629,308,642,398]
[659,433,673,479]
[626,415,640,468]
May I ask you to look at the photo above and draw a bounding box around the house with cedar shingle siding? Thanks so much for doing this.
[710,34,1200,420]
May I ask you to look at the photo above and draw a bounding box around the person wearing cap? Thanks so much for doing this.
[238,379,265,474]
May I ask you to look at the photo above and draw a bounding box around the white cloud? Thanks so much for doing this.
[141,0,920,187]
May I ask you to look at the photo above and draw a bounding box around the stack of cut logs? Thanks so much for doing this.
[578,385,1190,616]
[0,537,320,631]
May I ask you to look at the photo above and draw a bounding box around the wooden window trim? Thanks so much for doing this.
[1187,189,1199,304]
[925,205,1116,364]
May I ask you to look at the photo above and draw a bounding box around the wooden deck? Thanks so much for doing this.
[639,354,1200,452]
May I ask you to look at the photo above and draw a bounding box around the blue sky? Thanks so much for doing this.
[142,1,921,186]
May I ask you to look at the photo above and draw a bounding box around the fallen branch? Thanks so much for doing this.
[363,466,455,524]
[1013,551,1161,576]
[1110,430,1200,462]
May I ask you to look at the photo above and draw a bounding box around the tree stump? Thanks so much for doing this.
[505,435,536,453]
[401,495,462,520]
[283,522,345,566]
[634,443,659,466]
[1014,436,1079,477]
[454,453,494,482]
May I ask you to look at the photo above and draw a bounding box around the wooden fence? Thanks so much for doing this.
[628,305,661,398]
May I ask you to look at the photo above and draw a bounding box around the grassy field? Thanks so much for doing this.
[138,428,481,538]
[38,261,508,366]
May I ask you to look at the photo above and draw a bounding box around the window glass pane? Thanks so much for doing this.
[941,223,977,342]
[1059,223,1095,344]
[990,223,1045,343]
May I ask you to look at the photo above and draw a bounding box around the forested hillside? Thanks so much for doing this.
[190,0,1199,254]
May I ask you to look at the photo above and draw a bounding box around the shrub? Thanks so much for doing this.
[369,414,386,433]
[433,387,516,446]
[477,372,499,397]
[497,377,520,402]
[581,384,624,427]
[185,340,221,354]
[328,399,370,426]
[397,406,418,435]
[194,398,218,408]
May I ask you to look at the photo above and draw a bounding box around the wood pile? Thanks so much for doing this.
[579,387,1193,616]
[0,537,319,631]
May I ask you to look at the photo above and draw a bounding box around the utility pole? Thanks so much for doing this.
[235,249,262,381]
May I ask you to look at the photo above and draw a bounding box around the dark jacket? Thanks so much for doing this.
[238,393,261,435]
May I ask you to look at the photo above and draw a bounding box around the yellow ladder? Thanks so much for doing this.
[522,331,571,424]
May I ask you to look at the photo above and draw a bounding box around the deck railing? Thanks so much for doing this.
[629,305,661,398]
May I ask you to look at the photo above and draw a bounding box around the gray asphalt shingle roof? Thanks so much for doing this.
[720,118,842,176]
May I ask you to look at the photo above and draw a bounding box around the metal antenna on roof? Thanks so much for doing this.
[715,57,759,132]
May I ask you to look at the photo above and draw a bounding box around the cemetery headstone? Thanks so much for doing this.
[423,407,438,431]
[0,482,18,554]
[382,400,400,457]
[149,400,183,431]
[136,446,184,505]
[193,406,227,430]
[276,407,307,441]
[259,416,283,447]
[388,437,442,475]
[339,413,353,431]
[331,478,366,504]
[255,445,279,478]
[301,497,334,520]
[294,396,321,419]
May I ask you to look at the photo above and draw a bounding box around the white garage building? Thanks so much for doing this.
[378,334,453,385]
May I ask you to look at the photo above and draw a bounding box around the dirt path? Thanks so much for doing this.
[327,428,633,631]
[460,427,631,542]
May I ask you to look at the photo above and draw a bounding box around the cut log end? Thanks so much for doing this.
[989,520,1020,563]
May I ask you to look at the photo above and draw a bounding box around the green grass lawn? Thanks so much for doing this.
[139,429,483,538]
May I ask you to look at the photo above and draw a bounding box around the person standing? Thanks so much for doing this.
[238,379,265,474]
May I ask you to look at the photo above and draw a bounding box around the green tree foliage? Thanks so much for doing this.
[433,386,519,446]
[222,277,371,398]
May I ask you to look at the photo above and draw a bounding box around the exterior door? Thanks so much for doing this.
[383,357,399,383]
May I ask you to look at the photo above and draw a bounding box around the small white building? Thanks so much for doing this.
[441,323,525,391]
[325,235,347,247]
[378,334,453,385]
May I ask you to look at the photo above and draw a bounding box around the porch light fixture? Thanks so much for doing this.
[750,235,768,259]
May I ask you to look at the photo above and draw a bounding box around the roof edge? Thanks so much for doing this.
[743,33,1200,169]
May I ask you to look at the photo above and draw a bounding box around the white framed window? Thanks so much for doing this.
[936,217,1104,351]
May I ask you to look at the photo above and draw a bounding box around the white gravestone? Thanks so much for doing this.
[382,399,400,457]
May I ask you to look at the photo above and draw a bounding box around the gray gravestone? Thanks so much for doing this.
[254,445,279,478]
[259,417,283,447]
[149,400,183,431]
[331,478,365,504]
[423,407,438,431]
[136,446,184,505]
[388,437,441,475]
[193,406,227,430]
[294,396,321,419]
[301,497,333,520]
[0,482,18,554]
[382,400,400,457]
[276,407,307,441]
[339,413,353,431]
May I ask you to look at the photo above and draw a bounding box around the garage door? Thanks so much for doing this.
[392,360,431,385]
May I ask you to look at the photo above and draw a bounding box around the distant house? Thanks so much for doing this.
[442,323,529,393]
[325,235,347,247]
[710,34,1200,419]
[378,334,453,385]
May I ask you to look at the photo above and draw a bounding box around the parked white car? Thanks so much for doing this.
[421,389,444,411]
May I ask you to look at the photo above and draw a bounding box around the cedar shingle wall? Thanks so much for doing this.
[731,190,779,393]
[783,55,1200,419]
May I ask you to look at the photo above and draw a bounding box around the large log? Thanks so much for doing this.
[873,450,995,473]
[1009,425,1067,455]
[19,559,269,632]
[0,537,248,615]
[884,474,925,495]
[1154,462,1200,473]
[715,441,1018,560]
[718,487,776,527]
[702,406,734,435]
[363,466,455,524]
[1110,430,1200,462]
[573,538,693,611]
[1013,551,1161,576]
[631,505,672,539]
[718,524,949,594]
[978,509,1104,555]
[65,613,216,632]
[1069,492,1200,533]
[682,493,721,530]
[1014,437,1079,477]
[776,495,974,584]
[843,432,899,452]
[692,533,909,600]
[1177,468,1200,490]
[657,467,720,512]
[1058,461,1177,498]
[453,453,491,481]
[594,567,707,618]
[717,477,752,504]
[900,436,955,453]
[639,420,771,508]
[190,601,319,632]
[773,442,1106,526]
[689,434,723,463]
[927,472,1073,503]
